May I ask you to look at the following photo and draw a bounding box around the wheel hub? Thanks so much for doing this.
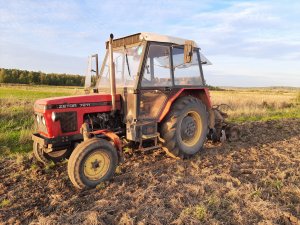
[180,111,202,147]
[83,151,110,180]
[91,159,100,169]
[181,116,196,139]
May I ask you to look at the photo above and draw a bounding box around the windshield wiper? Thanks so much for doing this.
[124,46,131,77]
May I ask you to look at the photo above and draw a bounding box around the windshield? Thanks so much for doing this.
[97,43,144,88]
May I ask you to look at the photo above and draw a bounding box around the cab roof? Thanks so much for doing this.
[109,32,198,48]
[139,32,199,47]
[107,32,211,65]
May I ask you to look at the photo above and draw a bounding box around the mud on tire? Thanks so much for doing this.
[67,138,118,189]
[160,96,208,158]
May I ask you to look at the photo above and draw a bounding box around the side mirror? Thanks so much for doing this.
[184,40,195,64]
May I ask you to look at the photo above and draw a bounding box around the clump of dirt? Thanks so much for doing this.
[0,118,300,225]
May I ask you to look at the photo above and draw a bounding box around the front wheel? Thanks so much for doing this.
[160,96,208,158]
[67,138,118,189]
[33,141,72,165]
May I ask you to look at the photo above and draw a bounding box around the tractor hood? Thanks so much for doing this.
[34,94,120,111]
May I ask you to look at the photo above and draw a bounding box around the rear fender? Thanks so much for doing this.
[159,88,211,122]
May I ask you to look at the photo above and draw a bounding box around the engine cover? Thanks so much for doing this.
[33,94,121,138]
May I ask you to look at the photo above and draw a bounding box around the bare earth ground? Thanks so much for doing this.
[0,119,300,225]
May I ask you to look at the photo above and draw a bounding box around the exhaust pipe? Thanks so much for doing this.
[108,33,116,112]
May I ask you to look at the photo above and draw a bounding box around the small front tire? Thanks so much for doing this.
[67,138,118,189]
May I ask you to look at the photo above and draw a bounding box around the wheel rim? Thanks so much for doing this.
[83,151,110,181]
[180,111,202,147]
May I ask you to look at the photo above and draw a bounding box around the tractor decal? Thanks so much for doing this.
[46,101,112,110]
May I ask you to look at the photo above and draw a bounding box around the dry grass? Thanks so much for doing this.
[210,88,300,122]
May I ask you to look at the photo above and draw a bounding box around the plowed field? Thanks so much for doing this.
[1,118,299,225]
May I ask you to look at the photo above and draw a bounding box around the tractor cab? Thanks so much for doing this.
[86,33,211,144]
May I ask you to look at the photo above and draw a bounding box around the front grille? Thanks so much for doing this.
[58,112,77,133]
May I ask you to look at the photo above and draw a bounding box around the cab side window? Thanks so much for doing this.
[141,44,172,87]
[172,47,203,85]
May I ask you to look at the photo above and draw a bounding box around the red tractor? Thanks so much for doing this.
[32,33,213,189]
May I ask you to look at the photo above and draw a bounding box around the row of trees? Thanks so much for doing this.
[0,68,86,86]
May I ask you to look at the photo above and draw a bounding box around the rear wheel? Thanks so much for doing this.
[160,96,208,158]
[33,141,72,164]
[67,138,118,189]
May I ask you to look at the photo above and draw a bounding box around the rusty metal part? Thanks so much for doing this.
[208,104,241,143]
[227,126,240,142]
[213,104,231,118]
[212,108,224,141]
[161,147,180,160]
[105,33,141,49]
[184,40,195,63]
[209,109,215,129]
[214,109,224,125]
[212,104,232,111]
[90,129,122,151]
[80,123,91,141]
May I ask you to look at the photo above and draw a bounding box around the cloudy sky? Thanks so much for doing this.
[0,0,299,87]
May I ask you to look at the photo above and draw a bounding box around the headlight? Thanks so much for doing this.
[36,115,40,124]
[41,116,46,125]
[51,112,57,121]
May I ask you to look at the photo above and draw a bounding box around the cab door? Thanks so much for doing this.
[138,43,174,121]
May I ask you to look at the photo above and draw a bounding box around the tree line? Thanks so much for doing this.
[0,68,221,89]
[0,68,86,86]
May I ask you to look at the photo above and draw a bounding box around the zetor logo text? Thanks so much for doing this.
[57,103,91,109]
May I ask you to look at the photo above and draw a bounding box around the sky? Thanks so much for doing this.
[0,0,300,87]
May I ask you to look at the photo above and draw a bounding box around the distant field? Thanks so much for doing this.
[0,84,299,156]
[211,88,300,122]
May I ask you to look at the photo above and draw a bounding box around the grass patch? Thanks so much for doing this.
[182,204,207,221]
[0,199,10,208]
[230,107,300,123]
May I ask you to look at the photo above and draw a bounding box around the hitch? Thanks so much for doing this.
[208,104,240,143]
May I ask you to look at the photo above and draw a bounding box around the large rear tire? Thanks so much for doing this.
[67,138,118,189]
[33,141,72,165]
[160,96,208,158]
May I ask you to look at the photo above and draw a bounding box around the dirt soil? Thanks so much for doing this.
[0,118,300,225]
